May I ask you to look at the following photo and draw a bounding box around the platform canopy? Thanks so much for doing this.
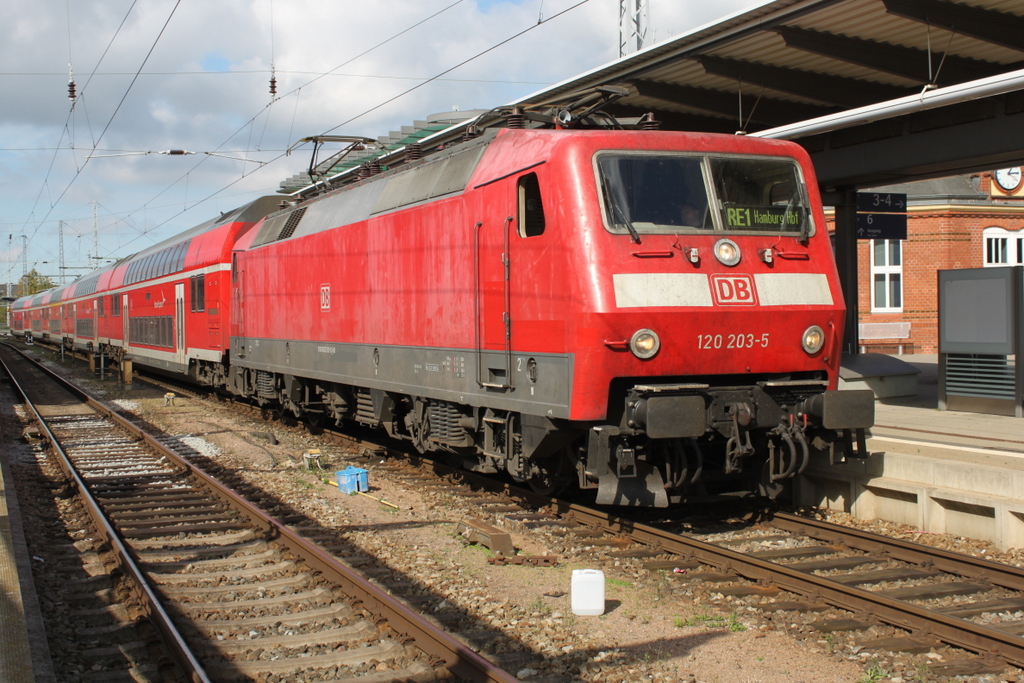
[490,0,1024,190]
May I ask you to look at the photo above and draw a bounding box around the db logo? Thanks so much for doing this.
[320,284,331,311]
[710,274,758,306]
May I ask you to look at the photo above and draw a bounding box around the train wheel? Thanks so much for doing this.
[527,446,576,496]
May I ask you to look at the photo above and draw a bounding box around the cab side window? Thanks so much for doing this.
[517,172,546,238]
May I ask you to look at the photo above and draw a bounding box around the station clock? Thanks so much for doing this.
[994,167,1023,192]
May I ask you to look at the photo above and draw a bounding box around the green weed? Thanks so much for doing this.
[676,611,746,632]
[858,660,889,683]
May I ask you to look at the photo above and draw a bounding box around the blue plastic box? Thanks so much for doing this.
[336,466,369,495]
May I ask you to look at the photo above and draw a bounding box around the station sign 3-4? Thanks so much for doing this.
[855,192,907,240]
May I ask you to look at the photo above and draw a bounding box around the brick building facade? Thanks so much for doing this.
[827,173,1024,354]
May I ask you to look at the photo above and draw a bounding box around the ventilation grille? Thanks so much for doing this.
[251,207,308,247]
[276,207,307,242]
[945,354,1016,400]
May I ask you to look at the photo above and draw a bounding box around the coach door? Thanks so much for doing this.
[473,178,515,390]
[122,294,129,348]
[175,282,186,367]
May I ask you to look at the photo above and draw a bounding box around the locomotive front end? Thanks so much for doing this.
[577,136,874,506]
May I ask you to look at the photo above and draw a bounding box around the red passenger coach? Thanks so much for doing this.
[11,197,279,380]
[227,127,874,506]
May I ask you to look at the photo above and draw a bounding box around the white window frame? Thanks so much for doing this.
[983,226,1024,267]
[870,239,903,313]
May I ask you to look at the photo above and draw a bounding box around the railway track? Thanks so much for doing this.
[306,444,1024,677]
[17,341,1024,679]
[0,343,517,683]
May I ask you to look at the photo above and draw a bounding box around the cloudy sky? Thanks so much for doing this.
[0,0,758,284]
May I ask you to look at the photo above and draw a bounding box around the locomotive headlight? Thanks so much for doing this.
[802,325,825,354]
[630,328,660,359]
[713,238,741,266]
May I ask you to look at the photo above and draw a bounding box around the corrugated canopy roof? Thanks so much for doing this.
[352,0,1023,193]
[289,0,1024,196]
[511,0,1024,188]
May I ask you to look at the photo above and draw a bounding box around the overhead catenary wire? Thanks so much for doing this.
[19,0,155,270]
[112,0,474,246]
[16,0,592,270]
[112,0,592,256]
[319,0,591,137]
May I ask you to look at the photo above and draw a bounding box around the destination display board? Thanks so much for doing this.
[855,192,907,240]
[723,205,804,231]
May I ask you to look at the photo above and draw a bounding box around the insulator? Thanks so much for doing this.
[68,80,77,102]
[506,106,526,129]
[358,164,372,178]
[269,76,277,96]
[639,112,660,130]
[407,143,423,160]
[463,124,479,141]
[278,200,290,210]
[367,160,382,176]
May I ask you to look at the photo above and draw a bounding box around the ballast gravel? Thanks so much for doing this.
[20,354,1024,683]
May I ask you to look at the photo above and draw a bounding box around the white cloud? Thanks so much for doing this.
[0,0,754,279]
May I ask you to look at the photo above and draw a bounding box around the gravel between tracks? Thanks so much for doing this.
[23,354,1022,683]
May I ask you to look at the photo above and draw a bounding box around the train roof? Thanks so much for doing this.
[10,197,281,311]
[122,196,282,264]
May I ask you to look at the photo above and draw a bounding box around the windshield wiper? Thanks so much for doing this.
[780,195,808,242]
[600,174,641,244]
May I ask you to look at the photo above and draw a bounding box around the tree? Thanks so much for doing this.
[18,269,55,297]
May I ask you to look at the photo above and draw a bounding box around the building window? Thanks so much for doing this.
[983,227,1024,266]
[871,239,902,312]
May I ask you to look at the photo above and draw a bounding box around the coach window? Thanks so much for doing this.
[190,274,206,312]
[870,239,902,312]
[517,173,546,237]
[97,297,104,317]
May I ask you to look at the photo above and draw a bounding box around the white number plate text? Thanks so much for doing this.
[698,333,769,350]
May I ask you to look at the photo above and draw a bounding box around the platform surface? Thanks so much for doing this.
[868,353,1024,466]
[0,439,54,683]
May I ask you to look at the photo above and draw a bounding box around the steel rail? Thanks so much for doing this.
[50,345,1024,668]
[771,511,1024,592]
[0,345,213,683]
[5,344,518,683]
[550,500,1024,667]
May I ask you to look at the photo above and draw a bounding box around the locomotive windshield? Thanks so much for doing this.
[596,153,811,237]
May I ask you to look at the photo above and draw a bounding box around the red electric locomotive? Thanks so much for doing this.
[11,116,873,507]
[226,126,873,506]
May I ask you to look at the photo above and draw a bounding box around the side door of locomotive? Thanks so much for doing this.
[230,252,245,359]
[472,175,516,390]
